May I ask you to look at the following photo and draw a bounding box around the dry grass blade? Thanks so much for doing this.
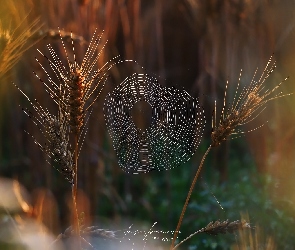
[0,17,42,77]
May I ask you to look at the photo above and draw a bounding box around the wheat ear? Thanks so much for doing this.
[170,56,291,249]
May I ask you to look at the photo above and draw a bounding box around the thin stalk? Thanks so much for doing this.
[173,228,202,249]
[72,136,81,249]
[170,145,212,250]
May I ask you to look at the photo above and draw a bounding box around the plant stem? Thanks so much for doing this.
[72,136,81,249]
[173,228,203,249]
[170,145,212,250]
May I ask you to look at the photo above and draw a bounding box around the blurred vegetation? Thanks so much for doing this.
[1,0,295,249]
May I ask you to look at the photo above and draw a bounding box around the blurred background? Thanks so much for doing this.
[1,0,295,249]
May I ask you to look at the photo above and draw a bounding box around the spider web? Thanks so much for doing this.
[104,73,205,174]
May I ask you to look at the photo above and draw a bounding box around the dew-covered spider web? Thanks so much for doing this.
[104,73,205,174]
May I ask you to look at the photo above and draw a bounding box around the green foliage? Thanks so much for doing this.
[126,139,295,249]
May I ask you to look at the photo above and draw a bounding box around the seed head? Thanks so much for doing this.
[211,56,290,147]
[200,219,252,236]
[35,28,123,135]
[44,112,74,183]
[14,81,74,183]
[14,28,122,183]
